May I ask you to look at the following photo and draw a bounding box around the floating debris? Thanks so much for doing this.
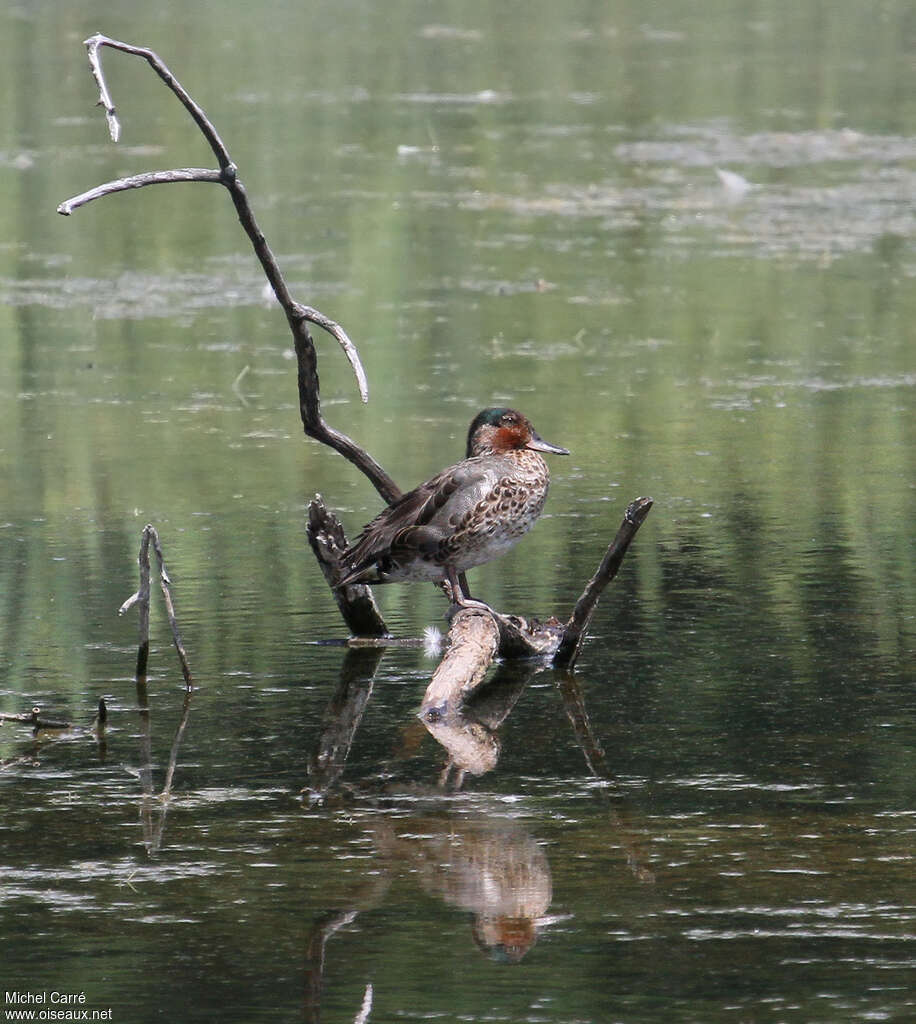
[715,167,754,202]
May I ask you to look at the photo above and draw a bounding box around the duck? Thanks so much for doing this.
[335,408,569,605]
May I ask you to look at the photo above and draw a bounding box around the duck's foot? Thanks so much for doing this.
[450,595,496,614]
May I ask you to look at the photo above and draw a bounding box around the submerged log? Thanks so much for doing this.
[0,707,71,731]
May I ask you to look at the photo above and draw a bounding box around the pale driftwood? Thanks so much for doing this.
[420,609,500,716]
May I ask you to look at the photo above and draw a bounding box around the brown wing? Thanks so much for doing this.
[337,461,489,584]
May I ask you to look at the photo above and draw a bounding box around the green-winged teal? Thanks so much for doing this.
[336,408,569,604]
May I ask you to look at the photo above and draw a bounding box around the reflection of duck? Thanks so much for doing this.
[336,408,568,604]
[371,816,552,962]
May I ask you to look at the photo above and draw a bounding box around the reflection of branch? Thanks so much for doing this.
[119,524,195,855]
[304,910,359,1024]
[134,665,196,857]
[135,677,154,851]
[554,673,609,780]
[150,687,194,855]
[556,673,655,883]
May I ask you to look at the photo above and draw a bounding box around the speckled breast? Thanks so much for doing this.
[440,452,550,571]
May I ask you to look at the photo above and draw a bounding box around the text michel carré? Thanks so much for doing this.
[6,992,87,1004]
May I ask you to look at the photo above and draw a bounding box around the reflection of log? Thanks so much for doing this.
[420,661,535,787]
[302,649,385,806]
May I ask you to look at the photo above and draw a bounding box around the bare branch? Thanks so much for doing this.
[85,33,120,141]
[83,33,233,168]
[553,496,654,668]
[294,304,369,404]
[120,524,194,689]
[58,169,222,215]
[147,527,194,690]
[64,34,389,496]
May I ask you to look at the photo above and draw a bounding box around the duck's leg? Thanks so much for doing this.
[444,566,465,604]
[445,566,493,612]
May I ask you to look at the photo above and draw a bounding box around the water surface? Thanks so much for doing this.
[1,1,913,1021]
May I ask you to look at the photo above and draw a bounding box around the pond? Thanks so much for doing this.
[1,1,914,1021]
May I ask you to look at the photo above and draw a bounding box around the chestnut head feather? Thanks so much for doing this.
[465,408,569,458]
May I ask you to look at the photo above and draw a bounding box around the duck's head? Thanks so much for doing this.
[466,408,569,458]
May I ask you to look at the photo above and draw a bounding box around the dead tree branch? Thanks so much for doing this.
[59,33,399,501]
[58,169,222,213]
[119,523,194,689]
[554,496,654,668]
[307,496,390,637]
[61,32,397,629]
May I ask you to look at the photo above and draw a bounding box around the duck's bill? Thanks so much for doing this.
[526,432,570,455]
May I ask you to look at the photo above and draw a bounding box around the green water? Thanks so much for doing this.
[1,1,914,1021]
